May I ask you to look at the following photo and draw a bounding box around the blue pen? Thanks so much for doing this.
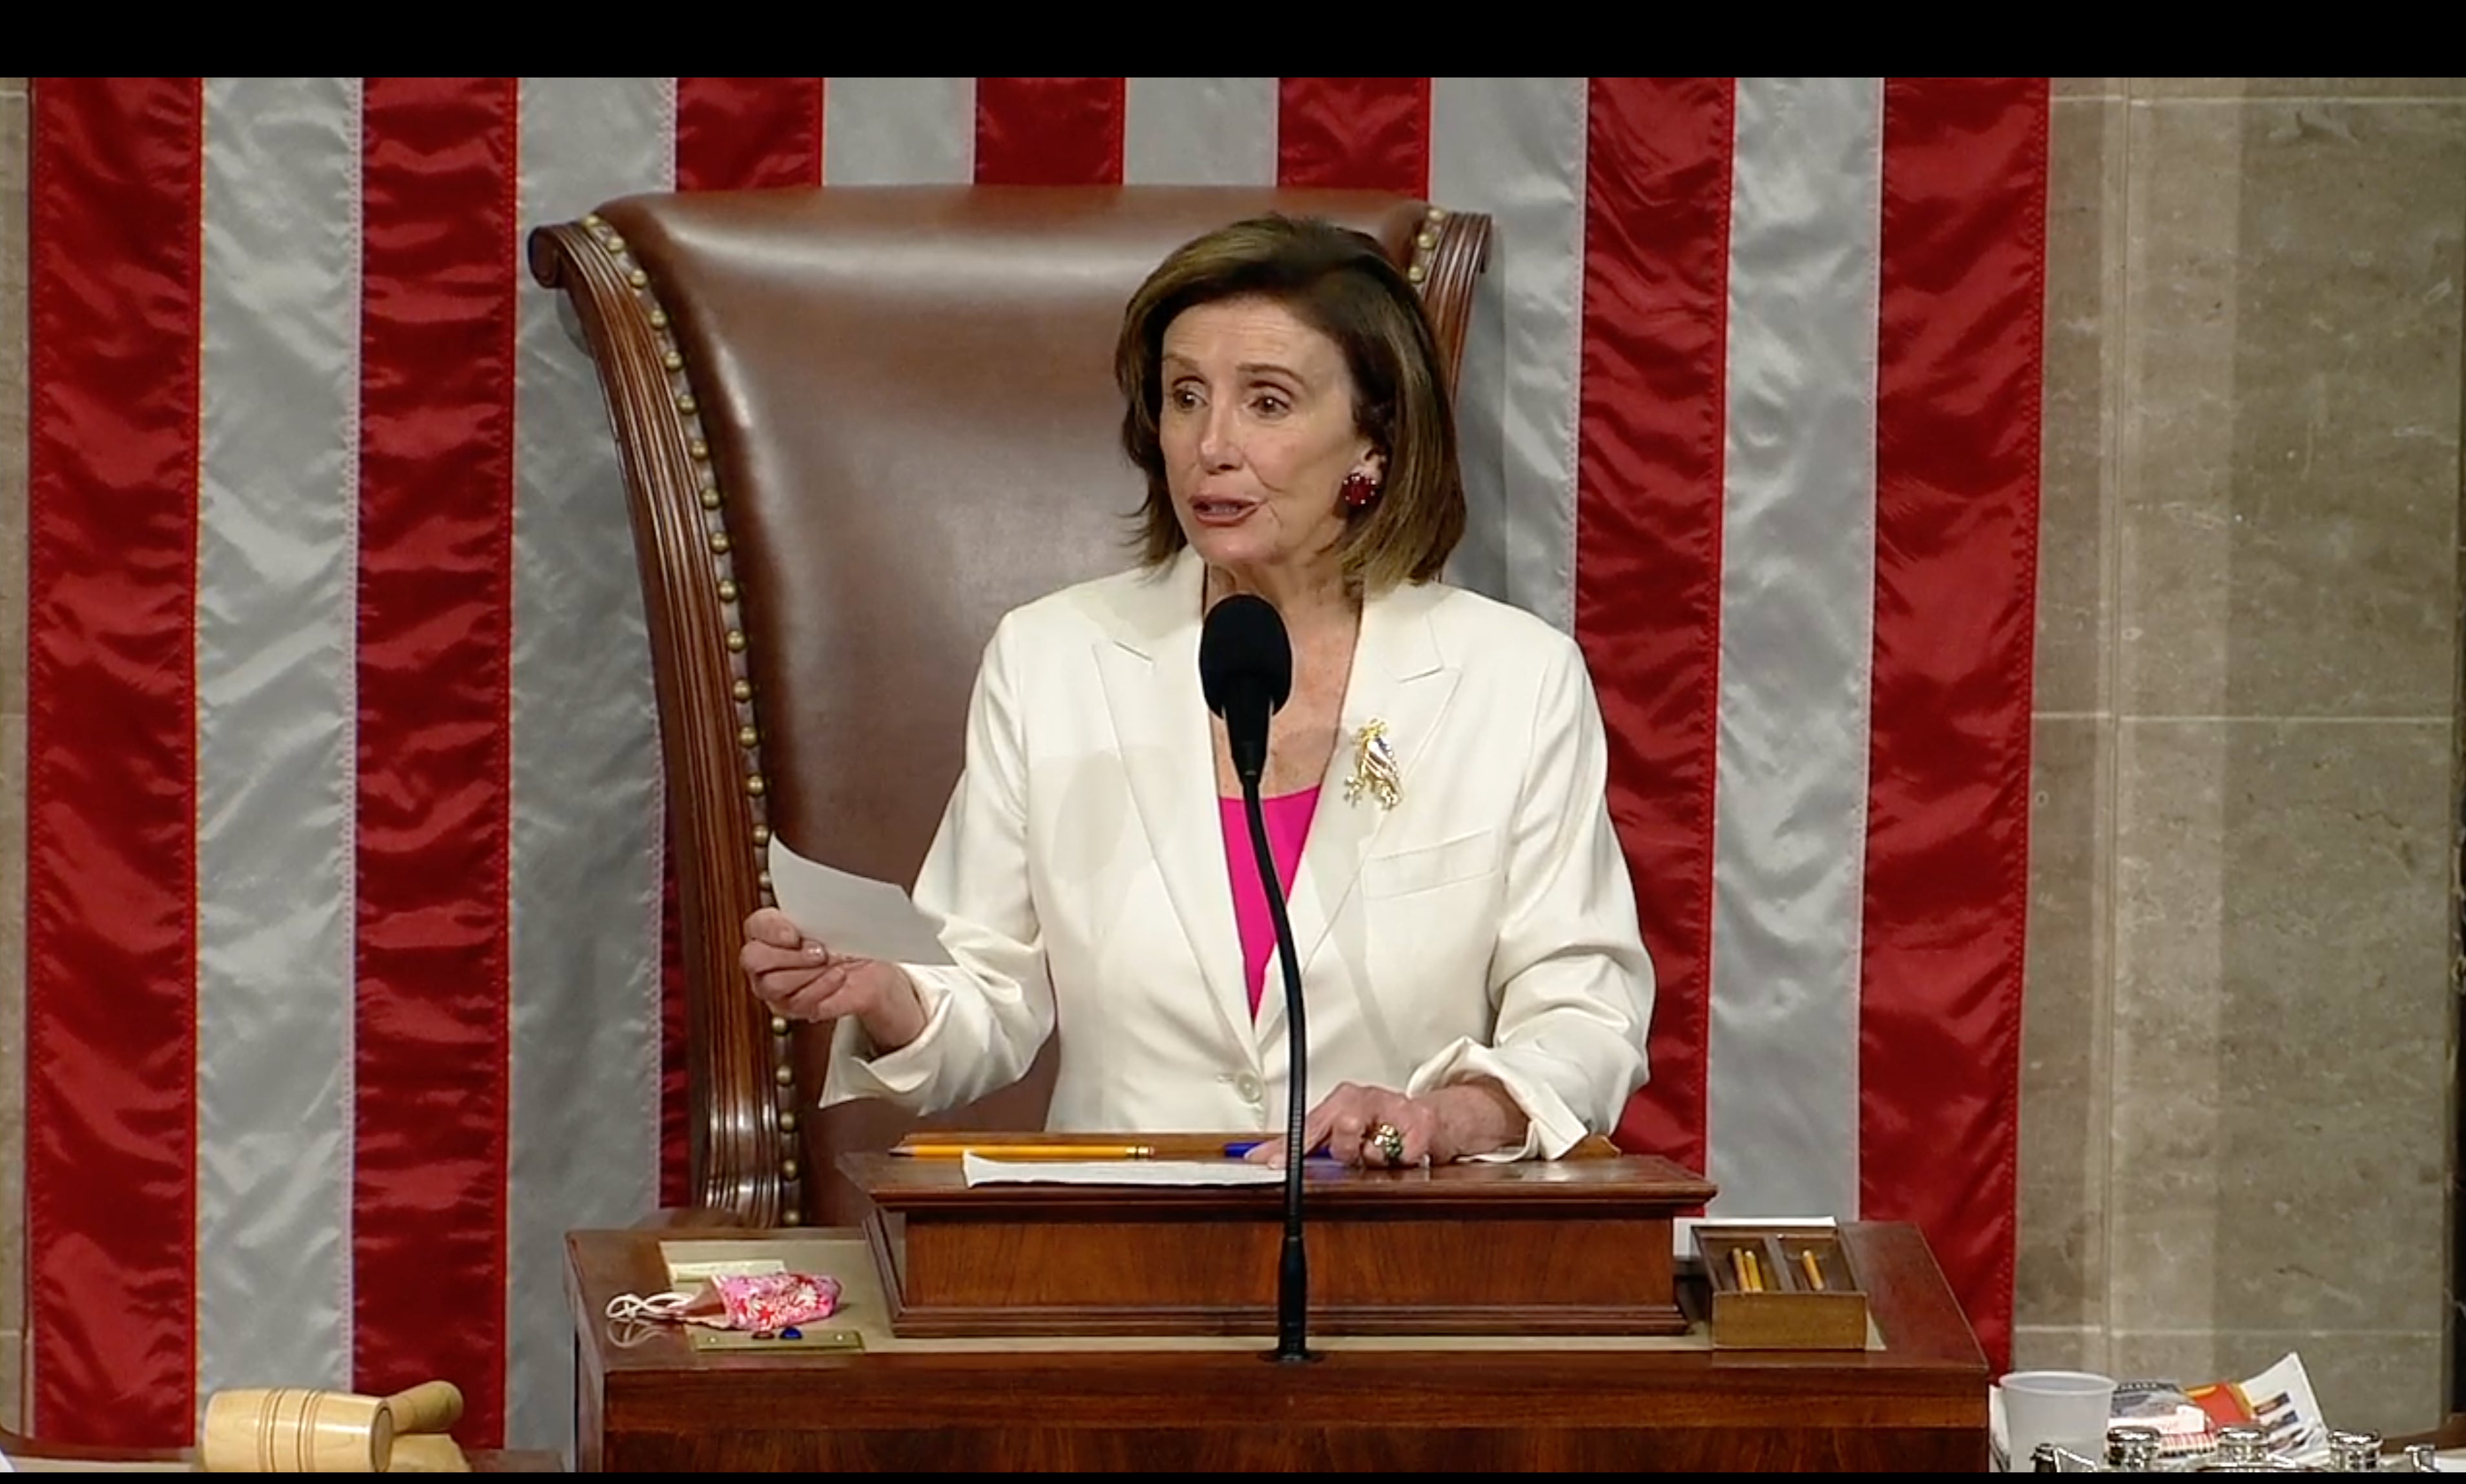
[1223,1140,1334,1160]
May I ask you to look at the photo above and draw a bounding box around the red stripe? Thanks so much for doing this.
[1276,77,1429,193]
[354,77,518,1447]
[676,77,822,191]
[1861,77,2048,1372]
[1573,79,1734,1180]
[23,76,204,1447]
[974,77,1124,185]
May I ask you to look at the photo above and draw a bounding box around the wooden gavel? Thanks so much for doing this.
[199,1379,468,1473]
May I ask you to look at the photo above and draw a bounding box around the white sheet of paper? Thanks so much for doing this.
[766,834,955,966]
[962,1153,1285,1188]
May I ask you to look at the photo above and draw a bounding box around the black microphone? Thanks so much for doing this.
[1199,592,1291,785]
[1197,593,1312,1364]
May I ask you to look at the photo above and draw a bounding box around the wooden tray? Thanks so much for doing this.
[1697,1224,1869,1350]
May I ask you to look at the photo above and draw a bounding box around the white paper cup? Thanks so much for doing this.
[1997,1370,2116,1470]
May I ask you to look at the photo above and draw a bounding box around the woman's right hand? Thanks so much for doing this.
[741,907,929,1053]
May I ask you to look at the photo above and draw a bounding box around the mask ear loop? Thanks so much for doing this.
[605,1290,694,1324]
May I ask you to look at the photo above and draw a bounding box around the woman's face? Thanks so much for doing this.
[1157,295,1380,588]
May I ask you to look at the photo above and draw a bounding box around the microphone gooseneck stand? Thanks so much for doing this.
[1197,591,1312,1364]
[1236,765,1312,1364]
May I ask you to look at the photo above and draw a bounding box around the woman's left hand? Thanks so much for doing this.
[1244,1080,1527,1168]
[1311,1082,1445,1167]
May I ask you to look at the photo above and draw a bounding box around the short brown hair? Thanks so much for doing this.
[1114,215,1465,592]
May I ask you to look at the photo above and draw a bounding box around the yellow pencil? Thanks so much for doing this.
[892,1143,1157,1160]
[1728,1247,1750,1292]
[1799,1248,1826,1292]
[1743,1248,1765,1293]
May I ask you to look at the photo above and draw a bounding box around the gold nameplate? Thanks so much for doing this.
[688,1325,865,1351]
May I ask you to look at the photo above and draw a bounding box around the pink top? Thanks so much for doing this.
[1219,786,1322,1017]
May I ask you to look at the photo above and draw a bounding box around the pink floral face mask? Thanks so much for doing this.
[606,1272,842,1335]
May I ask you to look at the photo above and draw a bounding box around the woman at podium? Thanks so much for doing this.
[742,216,1655,1168]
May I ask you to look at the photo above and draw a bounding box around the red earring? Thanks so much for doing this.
[1339,471,1382,510]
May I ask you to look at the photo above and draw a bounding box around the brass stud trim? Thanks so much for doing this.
[1406,205,1445,293]
[604,235,626,254]
[628,274,760,880]
[771,1015,790,1036]
[773,1064,794,1087]
[583,213,604,228]
[781,1159,800,1182]
[779,1109,798,1132]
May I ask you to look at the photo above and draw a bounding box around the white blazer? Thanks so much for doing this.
[824,548,1655,1158]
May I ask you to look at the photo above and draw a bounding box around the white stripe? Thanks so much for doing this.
[194,75,360,1408]
[1429,77,1589,634]
[1123,77,1277,185]
[1703,77,1882,1221]
[823,77,974,183]
[505,76,675,1456]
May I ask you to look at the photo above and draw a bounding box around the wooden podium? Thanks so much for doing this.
[857,1144,1714,1339]
[568,1144,1989,1471]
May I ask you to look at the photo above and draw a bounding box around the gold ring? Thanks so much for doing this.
[1368,1121,1406,1166]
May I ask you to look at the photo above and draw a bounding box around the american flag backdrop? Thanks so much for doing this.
[21,77,2047,1450]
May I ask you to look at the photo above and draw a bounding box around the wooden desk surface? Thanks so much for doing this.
[0,1435,559,1472]
[844,1148,1717,1209]
[568,1220,1987,1471]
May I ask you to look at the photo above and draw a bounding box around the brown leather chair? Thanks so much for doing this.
[529,187,1493,1226]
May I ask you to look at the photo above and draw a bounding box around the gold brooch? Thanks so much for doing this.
[1344,719,1402,810]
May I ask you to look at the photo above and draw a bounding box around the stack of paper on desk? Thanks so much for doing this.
[960,1153,1283,1188]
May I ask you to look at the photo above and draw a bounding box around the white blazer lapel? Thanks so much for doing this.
[1256,580,1460,1047]
[1092,551,1259,1056]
